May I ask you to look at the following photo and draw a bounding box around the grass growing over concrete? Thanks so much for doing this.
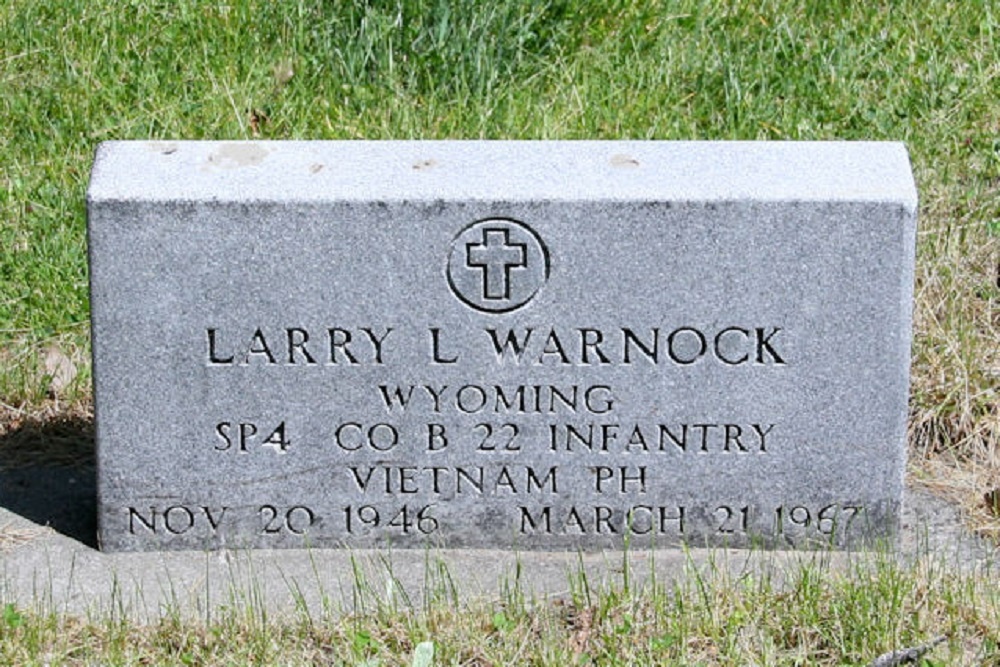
[0,553,997,665]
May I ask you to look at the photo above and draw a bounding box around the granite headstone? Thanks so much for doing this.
[87,141,917,551]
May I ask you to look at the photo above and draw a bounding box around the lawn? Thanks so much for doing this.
[1,553,997,665]
[1,0,999,663]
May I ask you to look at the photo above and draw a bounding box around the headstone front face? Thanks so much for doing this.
[88,141,917,552]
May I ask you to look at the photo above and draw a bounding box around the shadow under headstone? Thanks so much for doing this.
[0,412,97,548]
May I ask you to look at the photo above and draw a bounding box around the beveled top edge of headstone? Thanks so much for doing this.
[87,140,917,208]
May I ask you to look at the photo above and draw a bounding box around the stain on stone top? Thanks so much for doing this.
[610,153,640,168]
[146,141,178,155]
[206,143,270,169]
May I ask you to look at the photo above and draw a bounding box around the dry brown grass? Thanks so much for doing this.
[908,169,1000,541]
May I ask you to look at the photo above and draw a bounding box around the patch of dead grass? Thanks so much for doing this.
[0,334,90,406]
[909,174,1000,542]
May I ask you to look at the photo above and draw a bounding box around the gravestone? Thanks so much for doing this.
[87,141,917,552]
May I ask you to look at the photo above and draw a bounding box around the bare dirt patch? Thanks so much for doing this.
[0,400,94,470]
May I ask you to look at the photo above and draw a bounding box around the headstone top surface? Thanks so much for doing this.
[88,140,917,206]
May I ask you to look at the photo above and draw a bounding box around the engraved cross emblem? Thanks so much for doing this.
[465,228,527,301]
[447,218,548,313]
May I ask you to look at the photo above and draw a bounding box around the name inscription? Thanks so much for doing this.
[206,325,787,367]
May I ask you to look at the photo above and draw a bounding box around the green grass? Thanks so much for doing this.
[1,552,997,665]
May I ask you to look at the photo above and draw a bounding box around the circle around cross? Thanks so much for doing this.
[446,218,550,313]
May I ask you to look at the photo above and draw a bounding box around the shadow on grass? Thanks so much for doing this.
[0,410,97,548]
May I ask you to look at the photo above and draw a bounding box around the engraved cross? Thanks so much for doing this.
[465,228,527,301]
